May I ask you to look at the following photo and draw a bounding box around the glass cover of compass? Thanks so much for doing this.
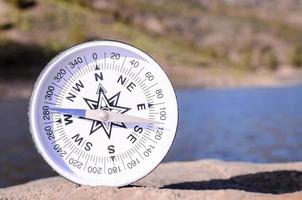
[29,40,178,186]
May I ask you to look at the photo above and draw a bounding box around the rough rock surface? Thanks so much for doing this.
[1,159,302,199]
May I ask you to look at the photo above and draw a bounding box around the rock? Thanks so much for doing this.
[134,15,165,34]
[1,160,302,199]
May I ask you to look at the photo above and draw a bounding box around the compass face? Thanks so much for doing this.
[29,41,178,186]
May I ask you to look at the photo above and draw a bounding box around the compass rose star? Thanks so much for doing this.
[83,88,130,139]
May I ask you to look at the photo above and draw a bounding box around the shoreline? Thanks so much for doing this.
[1,72,302,100]
[169,65,302,89]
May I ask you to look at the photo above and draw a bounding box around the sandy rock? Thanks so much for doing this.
[1,160,302,199]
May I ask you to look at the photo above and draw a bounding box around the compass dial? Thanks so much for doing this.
[29,41,178,186]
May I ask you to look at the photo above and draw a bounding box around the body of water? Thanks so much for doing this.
[1,85,302,187]
[166,85,302,163]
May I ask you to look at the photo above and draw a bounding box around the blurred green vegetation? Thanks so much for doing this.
[291,46,302,68]
[0,0,302,81]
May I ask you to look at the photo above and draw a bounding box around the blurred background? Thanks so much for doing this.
[0,0,302,187]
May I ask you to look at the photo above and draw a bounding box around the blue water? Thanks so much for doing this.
[165,85,302,163]
[1,86,302,187]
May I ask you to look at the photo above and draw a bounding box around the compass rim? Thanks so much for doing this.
[29,39,179,186]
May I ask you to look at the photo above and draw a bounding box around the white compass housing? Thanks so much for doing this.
[29,40,178,186]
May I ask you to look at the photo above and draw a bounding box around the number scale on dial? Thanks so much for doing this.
[29,40,178,186]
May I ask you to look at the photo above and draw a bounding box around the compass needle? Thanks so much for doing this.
[29,41,178,186]
[49,107,163,124]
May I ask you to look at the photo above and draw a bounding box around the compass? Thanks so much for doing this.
[29,40,178,186]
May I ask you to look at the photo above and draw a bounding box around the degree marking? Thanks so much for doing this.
[51,82,64,91]
[62,140,72,149]
[103,52,106,69]
[144,130,151,136]
[134,146,144,160]
[51,134,66,144]
[65,146,76,161]
[78,151,83,160]
[134,67,144,80]
[94,156,98,166]
[111,60,115,71]
[44,101,57,106]
[84,154,90,170]
[126,150,132,160]
[126,66,133,77]
[65,66,73,76]
[146,127,155,132]
[145,93,153,98]
[121,56,127,69]
[139,141,146,148]
[54,93,64,101]
[44,120,57,124]
[138,78,147,87]
[137,142,142,148]
[130,71,136,80]
[147,95,156,101]
[68,141,74,149]
[121,156,126,170]
[73,147,79,156]
[83,56,89,68]
[114,63,118,71]
[143,82,158,92]
[53,127,64,132]
[122,65,126,74]
[65,66,78,86]
[90,62,95,72]
[142,134,157,144]
[44,101,56,105]
[95,156,100,166]
[104,159,106,174]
